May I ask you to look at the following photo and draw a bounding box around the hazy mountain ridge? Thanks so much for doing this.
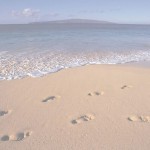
[30,19,115,24]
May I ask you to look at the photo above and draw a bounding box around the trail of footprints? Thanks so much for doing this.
[1,131,32,142]
[0,94,61,142]
[1,84,149,143]
[0,109,32,142]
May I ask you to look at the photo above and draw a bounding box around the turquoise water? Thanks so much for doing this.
[0,24,150,80]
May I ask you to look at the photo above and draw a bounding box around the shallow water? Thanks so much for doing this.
[0,23,150,80]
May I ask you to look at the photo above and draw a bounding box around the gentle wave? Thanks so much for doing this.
[0,50,150,80]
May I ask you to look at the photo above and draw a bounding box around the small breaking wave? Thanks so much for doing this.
[0,50,150,80]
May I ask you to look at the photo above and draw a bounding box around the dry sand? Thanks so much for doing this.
[0,64,150,150]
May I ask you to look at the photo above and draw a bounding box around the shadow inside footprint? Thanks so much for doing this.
[1,135,10,141]
[71,120,78,124]
[42,96,56,102]
[88,93,93,96]
[88,91,104,96]
[16,133,25,141]
[0,110,10,117]
[15,131,32,141]
[95,92,100,96]
[121,85,133,89]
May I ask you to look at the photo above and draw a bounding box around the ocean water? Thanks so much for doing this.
[0,23,150,80]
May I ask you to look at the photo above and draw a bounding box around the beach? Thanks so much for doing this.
[0,64,150,150]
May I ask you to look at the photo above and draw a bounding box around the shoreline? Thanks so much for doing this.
[1,60,150,81]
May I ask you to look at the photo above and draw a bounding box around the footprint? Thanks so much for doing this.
[15,131,32,141]
[121,85,133,89]
[128,115,150,122]
[1,131,32,142]
[0,110,11,117]
[1,135,13,141]
[42,95,60,103]
[72,114,95,124]
[88,91,104,96]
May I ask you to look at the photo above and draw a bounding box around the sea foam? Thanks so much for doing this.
[0,50,150,80]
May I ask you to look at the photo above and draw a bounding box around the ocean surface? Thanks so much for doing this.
[0,23,150,80]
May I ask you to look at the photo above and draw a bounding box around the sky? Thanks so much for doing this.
[0,0,150,24]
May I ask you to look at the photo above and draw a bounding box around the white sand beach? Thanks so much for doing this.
[0,64,150,150]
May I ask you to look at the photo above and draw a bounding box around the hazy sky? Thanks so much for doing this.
[0,0,150,24]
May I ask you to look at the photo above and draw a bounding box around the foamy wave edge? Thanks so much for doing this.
[1,50,150,80]
[0,60,148,81]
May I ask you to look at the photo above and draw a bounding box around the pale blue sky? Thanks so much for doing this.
[0,0,150,24]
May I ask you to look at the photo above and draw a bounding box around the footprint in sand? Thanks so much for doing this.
[72,114,95,124]
[42,95,61,103]
[1,131,32,142]
[128,115,150,122]
[88,91,104,96]
[121,85,133,89]
[0,110,11,117]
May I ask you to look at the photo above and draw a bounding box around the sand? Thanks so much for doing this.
[0,64,150,150]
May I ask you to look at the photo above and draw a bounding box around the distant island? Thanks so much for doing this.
[29,19,115,24]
